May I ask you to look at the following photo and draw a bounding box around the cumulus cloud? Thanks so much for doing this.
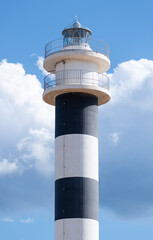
[0,59,55,177]
[36,56,55,88]
[109,59,153,107]
[36,56,48,76]
[17,128,54,176]
[20,218,34,223]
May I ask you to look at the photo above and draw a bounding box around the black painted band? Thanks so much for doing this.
[55,93,98,138]
[55,177,99,221]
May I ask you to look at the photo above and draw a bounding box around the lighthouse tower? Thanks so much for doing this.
[43,17,110,240]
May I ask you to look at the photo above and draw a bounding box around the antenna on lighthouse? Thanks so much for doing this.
[75,15,79,22]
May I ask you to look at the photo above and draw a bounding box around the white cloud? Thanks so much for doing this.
[17,128,54,176]
[2,217,14,223]
[36,56,48,76]
[0,159,18,175]
[1,57,153,177]
[20,218,34,223]
[109,132,120,145]
[109,59,153,106]
[0,59,55,176]
[36,56,55,86]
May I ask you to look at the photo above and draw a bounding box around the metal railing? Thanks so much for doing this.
[45,38,109,58]
[44,69,109,91]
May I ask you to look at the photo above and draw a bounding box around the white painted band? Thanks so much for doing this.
[55,134,99,181]
[56,59,98,72]
[55,218,99,240]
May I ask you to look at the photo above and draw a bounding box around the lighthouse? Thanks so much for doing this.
[43,17,110,240]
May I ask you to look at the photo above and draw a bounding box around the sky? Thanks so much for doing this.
[0,0,153,239]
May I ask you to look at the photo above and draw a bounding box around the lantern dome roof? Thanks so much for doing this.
[62,16,92,35]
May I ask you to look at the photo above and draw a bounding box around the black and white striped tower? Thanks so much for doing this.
[43,17,110,240]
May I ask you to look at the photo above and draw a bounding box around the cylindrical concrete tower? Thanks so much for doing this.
[43,17,110,240]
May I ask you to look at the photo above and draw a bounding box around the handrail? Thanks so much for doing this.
[45,38,109,58]
[44,69,109,91]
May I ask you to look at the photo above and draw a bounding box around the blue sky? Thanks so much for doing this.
[1,0,153,239]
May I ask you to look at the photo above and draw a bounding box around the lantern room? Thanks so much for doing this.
[62,16,92,47]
